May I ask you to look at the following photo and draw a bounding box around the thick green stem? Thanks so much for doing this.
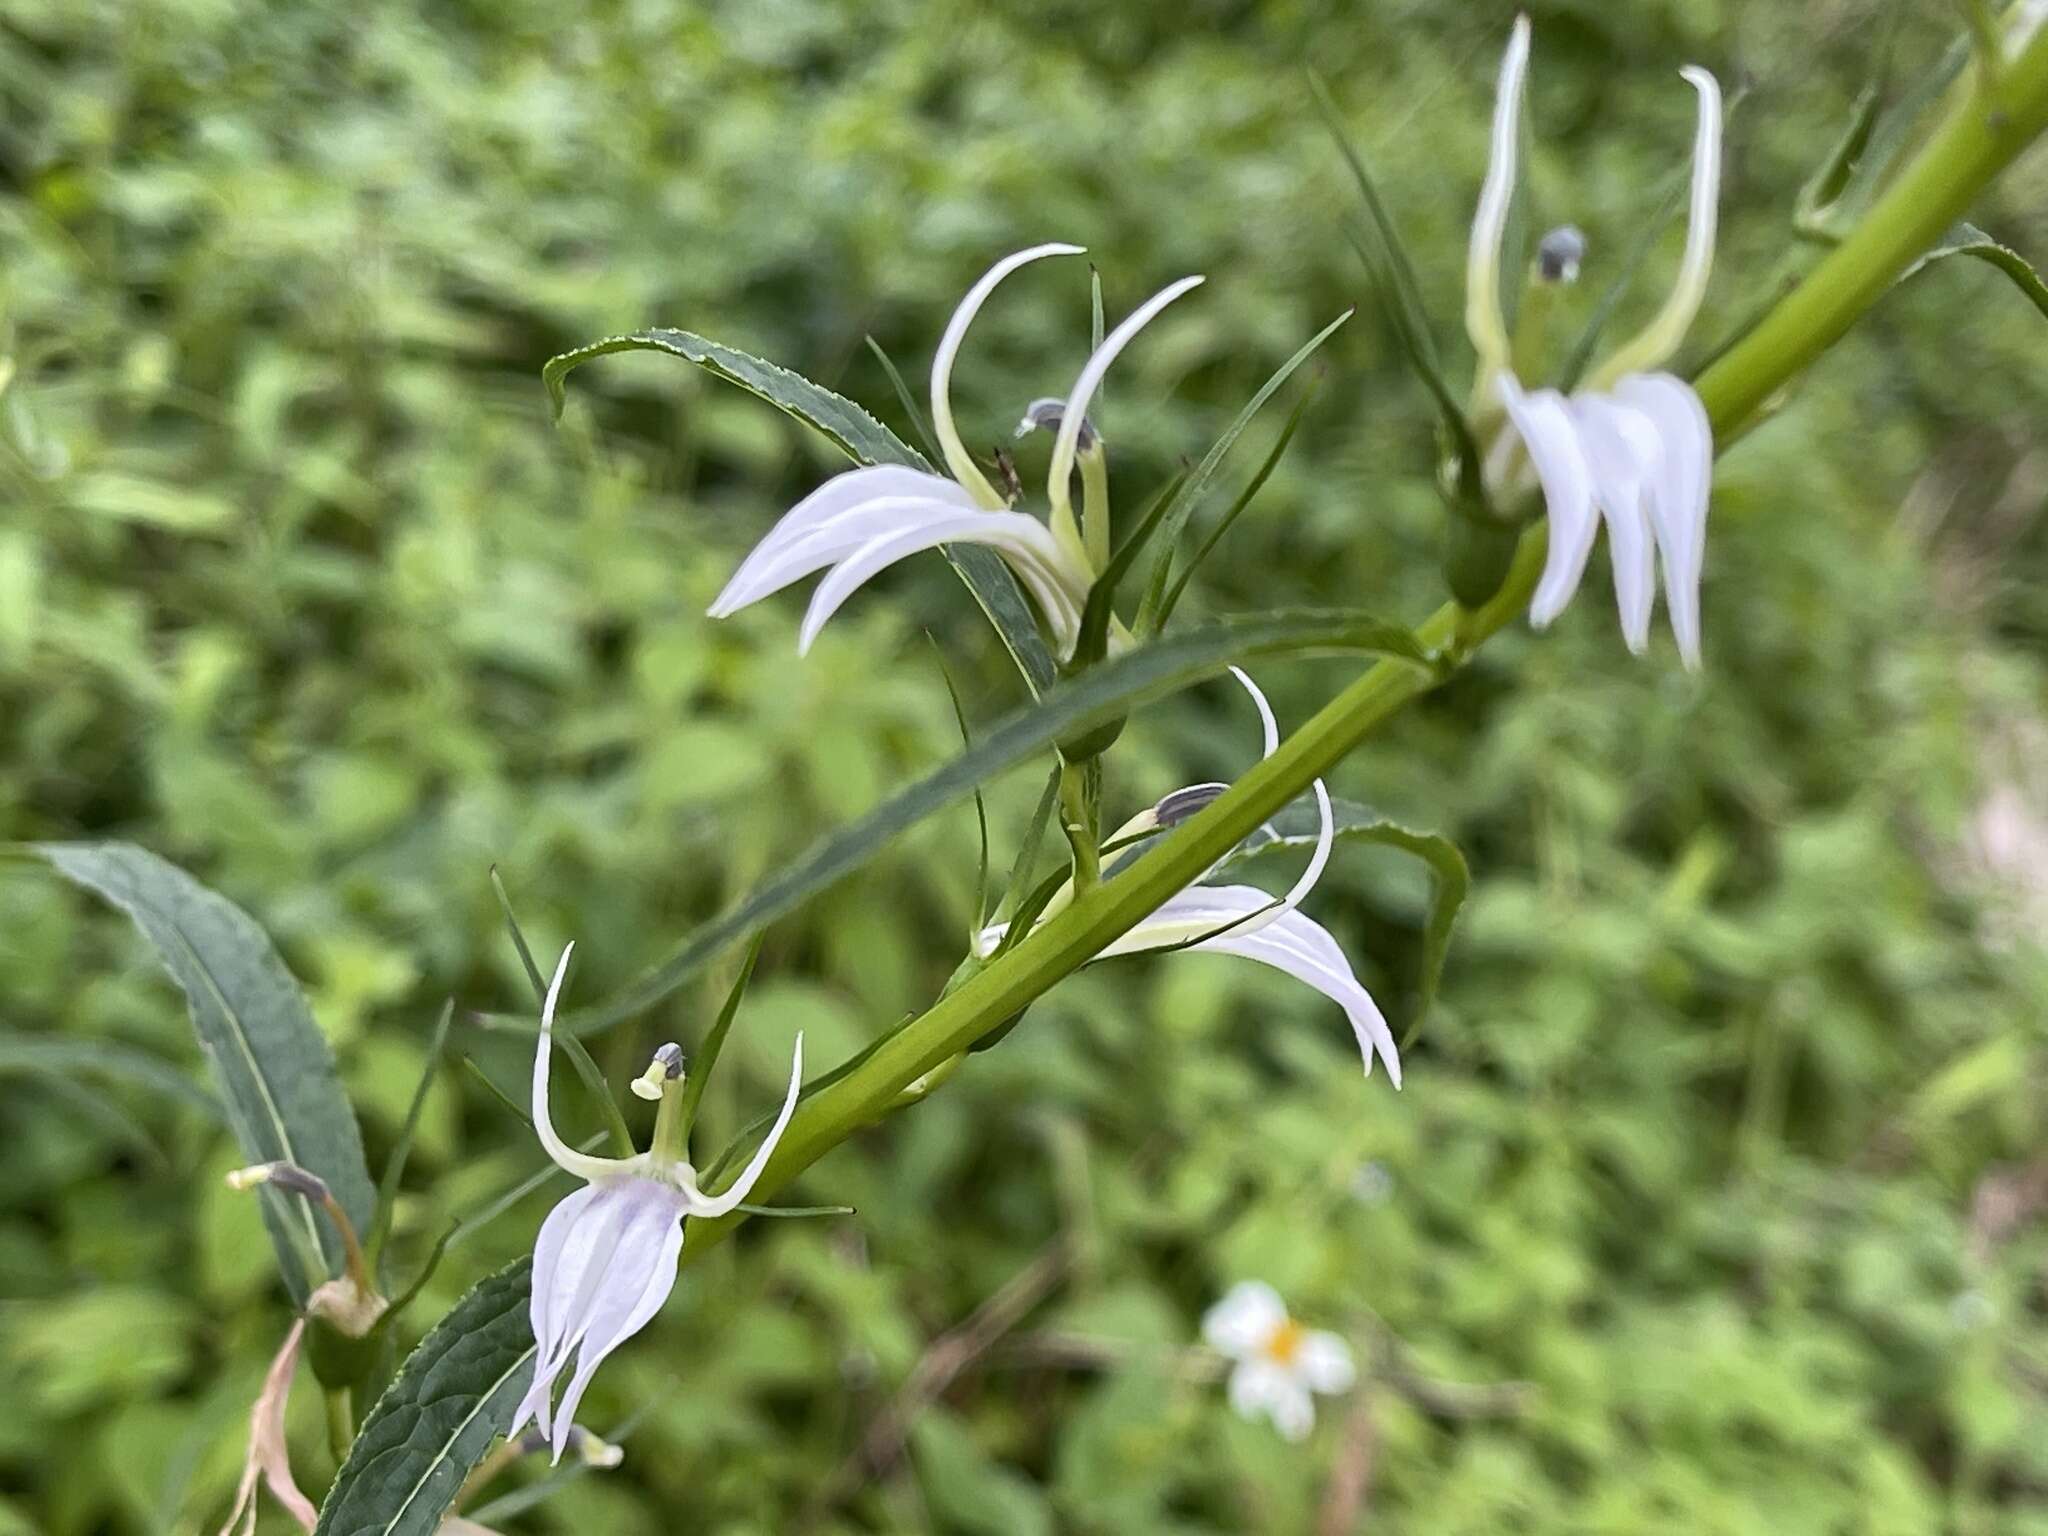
[1698,28,2048,435]
[1057,758,1100,890]
[674,28,2048,1266]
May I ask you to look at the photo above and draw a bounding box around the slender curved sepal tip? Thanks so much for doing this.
[1466,14,1532,381]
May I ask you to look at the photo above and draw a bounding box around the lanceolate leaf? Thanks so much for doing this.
[1216,794,1470,1038]
[314,1258,535,1536]
[542,329,1058,696]
[1135,310,1351,633]
[550,612,1432,1035]
[1900,223,2048,321]
[33,843,374,1302]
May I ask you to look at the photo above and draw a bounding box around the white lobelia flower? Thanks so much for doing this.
[707,243,1203,659]
[1202,1281,1356,1441]
[1470,15,1722,669]
[509,944,804,1460]
[977,669,1401,1085]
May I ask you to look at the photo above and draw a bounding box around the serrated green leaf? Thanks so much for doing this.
[33,842,372,1302]
[1216,794,1469,1039]
[1900,222,2048,320]
[544,612,1432,1035]
[1135,311,1350,633]
[542,329,1058,696]
[313,1258,535,1536]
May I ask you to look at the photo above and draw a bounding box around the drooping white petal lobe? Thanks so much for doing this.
[1105,887,1402,1084]
[1616,372,1713,668]
[795,510,1083,654]
[1592,64,1723,383]
[1204,1280,1288,1354]
[930,243,1086,507]
[680,1034,805,1218]
[709,468,975,615]
[1497,373,1598,628]
[713,494,990,615]
[521,1183,610,1416]
[532,945,629,1184]
[1572,395,1660,653]
[543,1186,686,1460]
[1466,14,1532,378]
[1046,275,1204,516]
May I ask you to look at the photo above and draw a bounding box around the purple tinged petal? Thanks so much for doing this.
[545,1183,687,1461]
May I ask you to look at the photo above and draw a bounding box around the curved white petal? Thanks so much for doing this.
[1497,374,1597,628]
[1229,665,1280,759]
[712,494,991,614]
[525,1183,609,1376]
[1203,1280,1288,1357]
[544,1182,687,1461]
[1222,668,1332,923]
[1108,888,1402,1084]
[1297,1331,1358,1394]
[1615,372,1713,668]
[533,946,633,1184]
[931,244,1086,508]
[679,1034,805,1219]
[1046,275,1205,519]
[709,466,973,615]
[1466,14,1532,379]
[796,510,1080,654]
[1573,396,1660,653]
[1592,65,1723,382]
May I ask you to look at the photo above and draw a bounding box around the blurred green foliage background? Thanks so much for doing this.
[3,0,2047,1531]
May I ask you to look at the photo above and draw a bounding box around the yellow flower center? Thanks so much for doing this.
[1262,1319,1306,1367]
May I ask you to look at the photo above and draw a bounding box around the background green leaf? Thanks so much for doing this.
[557,610,1427,1033]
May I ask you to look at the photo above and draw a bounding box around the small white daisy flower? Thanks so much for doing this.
[1203,1281,1357,1441]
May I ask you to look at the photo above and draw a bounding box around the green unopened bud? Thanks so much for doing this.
[303,1275,392,1388]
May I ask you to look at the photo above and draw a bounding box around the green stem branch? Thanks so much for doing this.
[677,24,2048,1265]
